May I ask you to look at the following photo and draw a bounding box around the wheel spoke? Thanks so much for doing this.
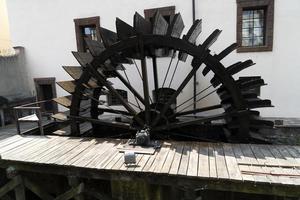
[121,70,142,109]
[154,53,175,111]
[168,59,180,88]
[153,111,246,131]
[176,84,213,109]
[174,104,222,117]
[161,54,174,88]
[141,59,150,125]
[97,108,133,116]
[177,88,218,113]
[115,71,145,106]
[69,115,135,130]
[133,59,143,80]
[152,56,159,96]
[77,91,133,120]
[85,64,144,126]
[152,57,205,127]
[158,131,218,142]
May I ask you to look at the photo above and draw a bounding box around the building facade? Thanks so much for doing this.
[5,0,300,118]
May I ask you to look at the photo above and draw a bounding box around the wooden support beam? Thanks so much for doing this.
[68,176,84,200]
[0,176,22,198]
[14,182,25,200]
[23,178,54,200]
[54,183,84,200]
[3,167,25,200]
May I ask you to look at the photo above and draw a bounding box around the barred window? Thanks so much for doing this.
[242,9,265,47]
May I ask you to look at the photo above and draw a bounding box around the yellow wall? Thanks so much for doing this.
[0,0,15,56]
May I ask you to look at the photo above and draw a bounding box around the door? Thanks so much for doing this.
[34,77,58,113]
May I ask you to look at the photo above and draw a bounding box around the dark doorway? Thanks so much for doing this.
[34,78,58,113]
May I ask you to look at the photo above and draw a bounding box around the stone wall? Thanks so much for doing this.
[0,47,32,100]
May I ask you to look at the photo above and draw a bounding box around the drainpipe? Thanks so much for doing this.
[192,0,197,113]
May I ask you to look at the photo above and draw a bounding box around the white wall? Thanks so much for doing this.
[6,0,300,117]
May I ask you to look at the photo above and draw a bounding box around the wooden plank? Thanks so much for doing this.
[33,139,80,163]
[187,143,198,177]
[285,146,300,165]
[150,142,171,173]
[251,144,282,184]
[240,144,270,183]
[0,136,35,154]
[259,145,300,184]
[276,145,300,166]
[2,136,49,158]
[24,137,70,162]
[134,154,151,172]
[152,12,168,35]
[222,143,242,180]
[0,135,23,148]
[66,139,108,166]
[105,153,123,169]
[63,66,82,80]
[18,114,39,122]
[160,143,180,174]
[72,51,93,67]
[231,144,254,182]
[168,144,184,174]
[0,134,15,145]
[4,136,60,161]
[72,140,112,167]
[51,113,68,121]
[55,138,96,165]
[112,153,126,170]
[57,81,76,94]
[222,143,243,180]
[45,138,95,164]
[87,140,122,169]
[198,143,209,177]
[53,96,72,108]
[95,140,124,169]
[208,143,217,178]
[177,144,191,175]
[118,143,156,155]
[142,149,160,172]
[273,145,300,185]
[214,143,229,179]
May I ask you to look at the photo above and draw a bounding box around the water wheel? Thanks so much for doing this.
[54,11,273,143]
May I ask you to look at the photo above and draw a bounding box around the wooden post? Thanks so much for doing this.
[14,183,26,200]
[13,109,21,134]
[5,167,26,200]
[68,176,84,200]
[0,109,5,127]
[37,109,44,135]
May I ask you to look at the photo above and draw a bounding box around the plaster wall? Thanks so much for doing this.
[5,0,300,117]
[0,47,32,99]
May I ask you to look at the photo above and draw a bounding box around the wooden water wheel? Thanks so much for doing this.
[54,11,273,143]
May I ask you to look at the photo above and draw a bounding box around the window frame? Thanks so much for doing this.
[236,0,274,52]
[74,16,101,52]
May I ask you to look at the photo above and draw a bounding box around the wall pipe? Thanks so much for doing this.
[192,0,197,113]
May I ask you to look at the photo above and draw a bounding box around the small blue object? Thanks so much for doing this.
[124,151,136,165]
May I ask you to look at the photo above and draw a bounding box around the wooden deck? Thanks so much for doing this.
[0,134,300,197]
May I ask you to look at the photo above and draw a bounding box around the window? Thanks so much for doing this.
[237,0,274,52]
[74,17,100,52]
[107,89,128,106]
